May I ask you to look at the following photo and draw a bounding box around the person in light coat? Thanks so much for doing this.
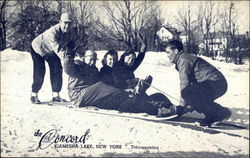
[30,13,77,104]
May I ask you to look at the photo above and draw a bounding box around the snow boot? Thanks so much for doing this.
[157,105,176,117]
[200,104,232,127]
[138,75,153,93]
[175,105,193,116]
[52,96,67,103]
[30,96,41,104]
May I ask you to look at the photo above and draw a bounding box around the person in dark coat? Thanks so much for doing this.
[99,48,173,115]
[64,49,173,116]
[100,49,118,86]
[163,40,231,126]
[112,34,152,95]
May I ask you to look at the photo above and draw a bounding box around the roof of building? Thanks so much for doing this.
[161,26,181,35]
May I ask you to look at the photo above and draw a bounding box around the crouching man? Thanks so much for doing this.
[63,49,173,116]
[163,40,231,126]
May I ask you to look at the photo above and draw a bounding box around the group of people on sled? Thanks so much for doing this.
[29,13,231,126]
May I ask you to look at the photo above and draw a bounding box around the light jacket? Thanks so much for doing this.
[31,24,76,57]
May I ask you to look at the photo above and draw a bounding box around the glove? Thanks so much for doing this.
[64,47,75,58]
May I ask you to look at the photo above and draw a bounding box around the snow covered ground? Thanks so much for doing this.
[1,49,249,157]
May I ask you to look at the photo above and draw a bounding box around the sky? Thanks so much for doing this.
[6,1,249,35]
[157,1,249,34]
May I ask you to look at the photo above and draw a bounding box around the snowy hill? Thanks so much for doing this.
[1,49,249,157]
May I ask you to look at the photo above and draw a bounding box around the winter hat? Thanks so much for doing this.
[60,13,73,22]
[84,50,98,59]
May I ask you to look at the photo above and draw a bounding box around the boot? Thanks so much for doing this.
[157,105,176,117]
[137,75,153,94]
[31,96,41,104]
[52,96,67,103]
[200,103,232,127]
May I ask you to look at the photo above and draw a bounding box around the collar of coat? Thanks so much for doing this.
[173,50,185,64]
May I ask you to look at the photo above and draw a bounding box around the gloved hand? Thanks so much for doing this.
[64,46,75,58]
[176,105,193,116]
[124,88,136,97]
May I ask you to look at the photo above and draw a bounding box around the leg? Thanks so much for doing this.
[30,46,46,93]
[118,95,159,115]
[93,90,130,110]
[45,53,63,93]
[208,79,227,101]
[78,81,121,107]
[181,81,221,117]
[181,80,230,125]
[82,82,159,115]
[148,93,173,108]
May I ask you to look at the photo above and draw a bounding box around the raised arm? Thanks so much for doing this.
[130,33,147,71]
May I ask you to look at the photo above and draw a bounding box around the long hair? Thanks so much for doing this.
[119,49,136,64]
[102,49,118,66]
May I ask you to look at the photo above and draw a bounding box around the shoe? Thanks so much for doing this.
[200,106,232,127]
[157,105,177,117]
[137,75,153,94]
[31,96,41,104]
[52,96,67,102]
[175,105,191,116]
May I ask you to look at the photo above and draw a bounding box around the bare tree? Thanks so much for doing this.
[175,2,198,53]
[197,1,219,57]
[55,0,64,15]
[9,0,60,50]
[0,0,9,50]
[64,1,95,51]
[96,0,158,51]
[219,2,239,62]
[142,3,164,51]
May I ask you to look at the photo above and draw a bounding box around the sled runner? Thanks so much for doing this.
[37,101,249,140]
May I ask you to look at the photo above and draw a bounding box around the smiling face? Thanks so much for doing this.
[124,54,136,67]
[106,54,117,68]
[165,46,178,63]
[83,50,97,67]
[60,21,72,33]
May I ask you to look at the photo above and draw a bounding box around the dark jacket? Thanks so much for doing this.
[173,51,226,105]
[100,65,115,86]
[112,52,145,89]
[64,57,100,106]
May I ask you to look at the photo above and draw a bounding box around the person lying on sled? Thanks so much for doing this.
[99,38,172,110]
[63,48,174,116]
[163,40,231,126]
[100,49,119,86]
[111,33,153,96]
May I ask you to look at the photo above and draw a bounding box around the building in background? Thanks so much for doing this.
[157,26,182,42]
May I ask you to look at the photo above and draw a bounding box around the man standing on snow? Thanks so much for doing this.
[30,13,76,104]
[163,40,231,126]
